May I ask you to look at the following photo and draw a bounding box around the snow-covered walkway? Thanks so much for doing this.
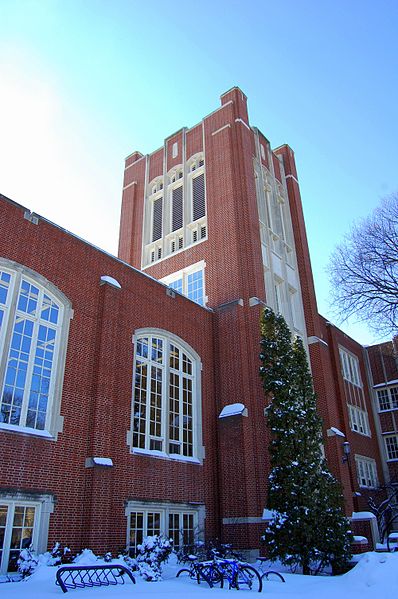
[0,552,397,598]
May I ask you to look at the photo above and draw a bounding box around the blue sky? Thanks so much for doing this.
[1,0,397,344]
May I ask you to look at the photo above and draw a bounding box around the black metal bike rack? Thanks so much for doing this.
[55,563,136,593]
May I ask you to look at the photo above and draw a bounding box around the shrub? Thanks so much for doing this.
[17,546,39,578]
[134,535,173,581]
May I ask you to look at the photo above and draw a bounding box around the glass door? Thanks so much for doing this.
[0,503,37,575]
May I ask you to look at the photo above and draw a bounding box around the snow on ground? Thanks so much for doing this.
[0,552,397,598]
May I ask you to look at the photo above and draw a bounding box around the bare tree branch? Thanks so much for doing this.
[329,193,398,335]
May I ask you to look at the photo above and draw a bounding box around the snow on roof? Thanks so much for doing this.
[100,275,122,289]
[262,509,278,520]
[218,403,248,419]
[93,457,113,467]
[373,379,398,388]
[351,511,376,520]
[327,426,346,437]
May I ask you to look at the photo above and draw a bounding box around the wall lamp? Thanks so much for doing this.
[342,441,351,463]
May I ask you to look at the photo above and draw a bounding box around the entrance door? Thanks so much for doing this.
[0,503,37,574]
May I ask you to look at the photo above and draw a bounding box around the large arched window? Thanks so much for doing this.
[130,330,203,461]
[0,259,72,437]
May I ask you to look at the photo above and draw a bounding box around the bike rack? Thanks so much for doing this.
[55,563,136,593]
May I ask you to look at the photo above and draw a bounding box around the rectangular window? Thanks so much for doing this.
[192,173,205,222]
[355,456,378,489]
[127,503,198,556]
[348,405,370,436]
[377,387,398,411]
[339,348,362,387]
[161,263,205,307]
[172,186,183,232]
[385,435,398,460]
[152,197,163,242]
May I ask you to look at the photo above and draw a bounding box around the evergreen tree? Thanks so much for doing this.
[260,308,352,574]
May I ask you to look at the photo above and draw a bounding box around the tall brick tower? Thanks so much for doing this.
[118,88,353,551]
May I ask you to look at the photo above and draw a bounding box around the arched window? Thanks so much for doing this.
[130,330,202,461]
[0,259,72,437]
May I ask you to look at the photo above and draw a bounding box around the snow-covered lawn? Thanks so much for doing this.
[1,552,397,598]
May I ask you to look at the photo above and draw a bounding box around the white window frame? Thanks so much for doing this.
[0,492,54,575]
[355,455,378,489]
[128,328,204,463]
[125,500,204,555]
[384,434,398,461]
[377,386,398,412]
[348,404,370,437]
[0,259,72,439]
[339,347,362,387]
[161,261,206,307]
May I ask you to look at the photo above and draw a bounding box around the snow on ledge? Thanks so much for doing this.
[262,509,279,521]
[327,426,346,437]
[85,457,114,468]
[100,275,121,289]
[373,379,398,389]
[353,536,368,544]
[351,511,376,520]
[0,422,53,438]
[219,403,248,419]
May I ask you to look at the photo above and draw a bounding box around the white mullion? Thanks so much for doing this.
[163,338,169,453]
[144,336,152,450]
[44,312,62,431]
[178,361,184,455]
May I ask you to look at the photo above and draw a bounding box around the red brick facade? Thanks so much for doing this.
[0,89,392,569]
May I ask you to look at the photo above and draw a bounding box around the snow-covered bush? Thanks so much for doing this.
[133,535,173,581]
[17,546,39,578]
[45,542,73,565]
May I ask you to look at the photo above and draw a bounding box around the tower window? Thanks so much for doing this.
[152,197,163,242]
[192,173,205,222]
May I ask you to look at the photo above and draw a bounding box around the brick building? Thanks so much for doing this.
[0,88,392,574]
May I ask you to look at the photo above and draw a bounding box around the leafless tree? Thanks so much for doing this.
[367,480,398,548]
[329,194,398,336]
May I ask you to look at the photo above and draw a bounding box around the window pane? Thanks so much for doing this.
[169,279,183,294]
[168,513,180,548]
[0,271,11,306]
[149,366,162,445]
[26,325,56,430]
[182,378,193,457]
[386,436,398,460]
[133,362,147,449]
[0,318,34,426]
[187,271,204,306]
[129,512,144,555]
[147,512,161,536]
[8,505,36,571]
[378,389,390,411]
[390,387,398,408]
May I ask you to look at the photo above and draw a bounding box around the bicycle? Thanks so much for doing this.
[214,556,262,592]
[176,555,224,588]
[257,557,286,583]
